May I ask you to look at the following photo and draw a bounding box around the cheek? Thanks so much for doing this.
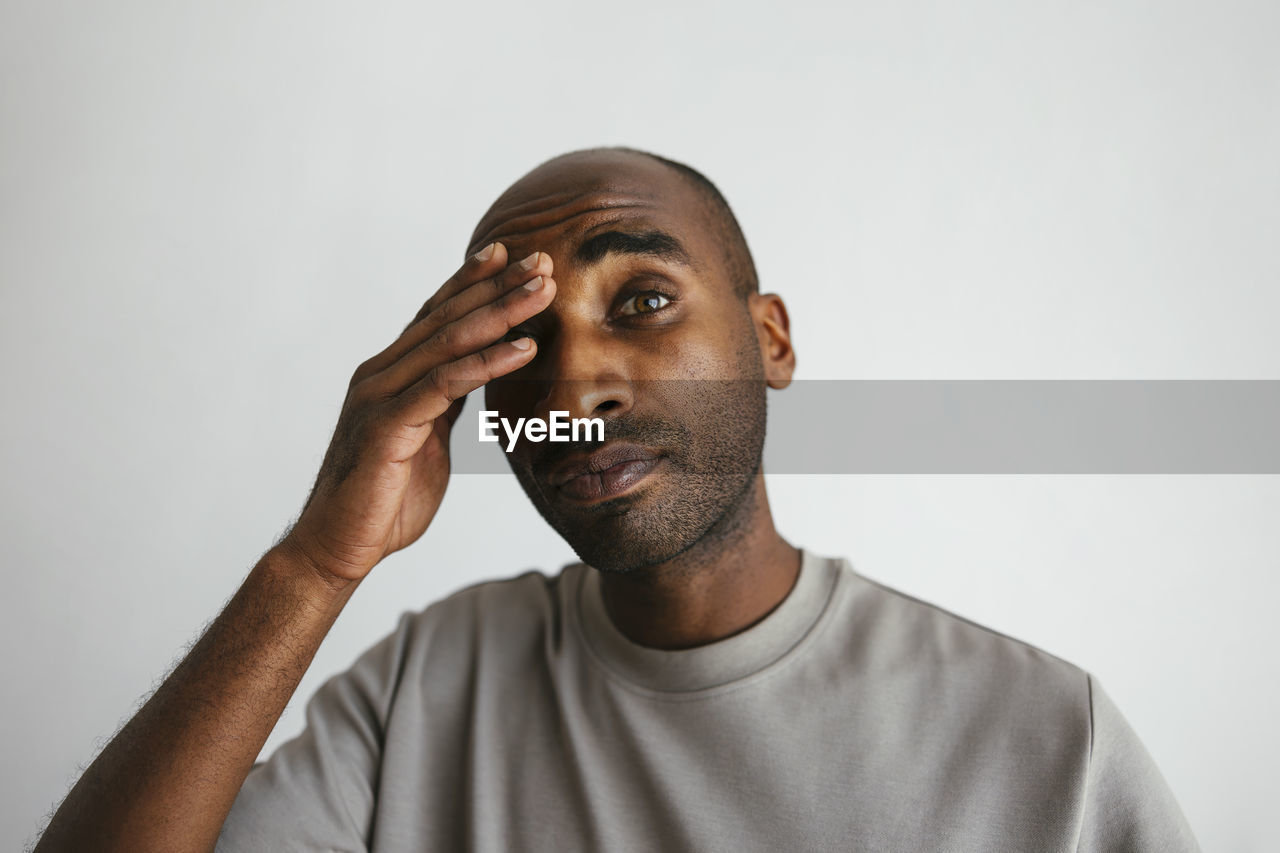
[637,317,757,382]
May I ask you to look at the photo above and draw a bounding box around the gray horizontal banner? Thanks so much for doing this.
[447,381,1280,474]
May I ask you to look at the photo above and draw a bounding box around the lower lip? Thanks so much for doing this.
[558,457,664,502]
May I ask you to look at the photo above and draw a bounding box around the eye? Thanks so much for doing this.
[617,291,672,316]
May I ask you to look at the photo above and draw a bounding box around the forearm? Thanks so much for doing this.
[35,243,539,851]
[36,544,357,853]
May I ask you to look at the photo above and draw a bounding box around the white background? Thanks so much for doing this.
[3,1,1277,850]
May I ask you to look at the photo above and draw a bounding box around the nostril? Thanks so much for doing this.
[594,400,622,415]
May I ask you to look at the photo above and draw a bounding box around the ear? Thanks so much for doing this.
[749,293,796,389]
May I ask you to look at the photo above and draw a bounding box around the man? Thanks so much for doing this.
[36,148,1199,852]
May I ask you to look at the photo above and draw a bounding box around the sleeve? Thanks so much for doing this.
[215,612,415,853]
[1075,676,1201,853]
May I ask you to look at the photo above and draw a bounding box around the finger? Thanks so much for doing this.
[358,242,510,381]
[398,337,539,429]
[375,275,557,396]
[417,242,515,324]
[409,250,553,347]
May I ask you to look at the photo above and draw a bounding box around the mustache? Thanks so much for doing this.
[530,414,690,475]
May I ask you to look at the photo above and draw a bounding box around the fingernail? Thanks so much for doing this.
[473,243,495,262]
[523,276,544,292]
[519,252,540,271]
[510,337,533,350]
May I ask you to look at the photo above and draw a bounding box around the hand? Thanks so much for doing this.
[281,242,555,585]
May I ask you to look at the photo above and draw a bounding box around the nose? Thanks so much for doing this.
[534,327,634,424]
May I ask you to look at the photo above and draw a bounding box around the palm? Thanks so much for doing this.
[386,402,460,556]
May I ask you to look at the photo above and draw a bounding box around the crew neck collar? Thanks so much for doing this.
[574,548,841,694]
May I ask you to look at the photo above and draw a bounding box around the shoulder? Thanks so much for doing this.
[846,563,1088,682]
[409,563,575,628]
[389,562,583,667]
[815,557,1199,849]
[829,560,1093,734]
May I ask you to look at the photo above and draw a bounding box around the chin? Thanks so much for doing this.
[548,480,755,576]
[569,535,694,575]
[516,448,765,575]
[551,503,698,574]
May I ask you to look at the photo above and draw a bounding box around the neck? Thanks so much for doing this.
[597,475,800,650]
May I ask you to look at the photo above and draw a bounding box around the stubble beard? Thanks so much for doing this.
[513,377,768,574]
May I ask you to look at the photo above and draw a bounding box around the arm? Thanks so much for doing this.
[35,242,558,853]
[1075,676,1201,852]
[35,543,354,852]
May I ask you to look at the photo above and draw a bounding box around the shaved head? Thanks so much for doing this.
[472,147,759,299]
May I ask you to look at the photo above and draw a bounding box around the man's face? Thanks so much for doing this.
[474,151,781,573]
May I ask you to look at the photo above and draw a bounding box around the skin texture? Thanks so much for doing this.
[34,149,798,852]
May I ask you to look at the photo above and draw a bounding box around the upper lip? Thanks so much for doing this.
[546,442,662,488]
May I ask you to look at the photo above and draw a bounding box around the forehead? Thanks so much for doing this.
[467,152,714,261]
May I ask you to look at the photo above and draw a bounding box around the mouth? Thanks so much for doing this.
[547,442,666,503]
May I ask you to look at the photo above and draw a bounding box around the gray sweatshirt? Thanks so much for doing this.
[219,550,1199,852]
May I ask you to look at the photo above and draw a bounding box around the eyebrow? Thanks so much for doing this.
[574,228,694,268]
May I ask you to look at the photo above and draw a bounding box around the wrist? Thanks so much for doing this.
[263,537,362,611]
